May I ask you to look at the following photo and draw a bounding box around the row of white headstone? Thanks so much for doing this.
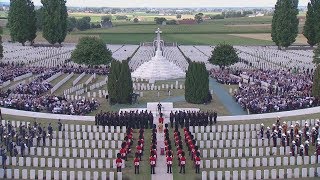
[51,73,74,94]
[0,168,122,180]
[2,156,124,169]
[89,79,107,91]
[189,119,317,133]
[202,167,318,180]
[200,155,318,169]
[133,83,184,91]
[64,83,84,95]
[1,119,126,133]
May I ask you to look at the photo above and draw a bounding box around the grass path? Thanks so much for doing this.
[49,74,69,88]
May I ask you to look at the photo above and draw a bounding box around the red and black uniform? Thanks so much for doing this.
[134,157,140,174]
[150,156,156,174]
[120,148,127,160]
[195,156,201,174]
[116,158,123,172]
[166,156,173,174]
[180,156,186,173]
[159,117,164,124]
[136,145,143,160]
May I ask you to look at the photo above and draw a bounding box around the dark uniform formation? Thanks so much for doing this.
[169,110,217,129]
[95,110,154,129]
[0,120,60,169]
[260,117,320,157]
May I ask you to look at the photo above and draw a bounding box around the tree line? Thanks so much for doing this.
[8,0,67,45]
[272,0,320,49]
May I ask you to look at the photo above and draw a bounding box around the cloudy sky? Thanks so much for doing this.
[28,0,310,8]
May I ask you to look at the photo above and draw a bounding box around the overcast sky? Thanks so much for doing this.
[28,0,310,8]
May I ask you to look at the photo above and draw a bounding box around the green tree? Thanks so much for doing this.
[41,0,68,45]
[303,0,320,47]
[176,14,182,19]
[8,0,36,45]
[314,45,320,64]
[26,0,37,45]
[0,35,3,58]
[195,13,204,23]
[185,62,209,104]
[117,60,133,104]
[108,61,121,105]
[133,18,139,23]
[154,17,167,25]
[209,44,239,69]
[271,0,299,49]
[36,7,44,30]
[101,16,112,22]
[67,17,77,32]
[312,65,320,99]
[71,37,113,65]
[76,17,91,31]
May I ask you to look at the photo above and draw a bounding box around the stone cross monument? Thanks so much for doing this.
[155,28,162,56]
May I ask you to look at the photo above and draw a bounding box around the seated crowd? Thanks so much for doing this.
[213,68,315,114]
[210,69,241,85]
[0,63,110,86]
[0,64,102,115]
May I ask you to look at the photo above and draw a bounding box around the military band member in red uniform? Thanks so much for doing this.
[179,152,186,174]
[150,151,156,174]
[166,151,173,174]
[134,153,140,174]
[116,153,123,172]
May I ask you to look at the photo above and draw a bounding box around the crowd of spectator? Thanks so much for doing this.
[212,68,315,114]
[0,64,103,115]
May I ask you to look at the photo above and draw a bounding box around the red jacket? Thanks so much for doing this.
[134,158,140,166]
[116,158,122,167]
[166,156,173,165]
[180,156,186,165]
[150,156,156,165]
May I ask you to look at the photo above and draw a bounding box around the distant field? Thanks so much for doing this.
[231,33,308,45]
[69,16,275,45]
[98,33,273,45]
[3,15,305,46]
[74,17,273,35]
[69,12,196,22]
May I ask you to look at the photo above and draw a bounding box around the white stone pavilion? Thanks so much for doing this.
[131,28,186,81]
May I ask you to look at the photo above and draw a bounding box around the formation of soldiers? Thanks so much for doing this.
[169,110,218,129]
[95,110,154,129]
[0,120,62,169]
[259,117,320,157]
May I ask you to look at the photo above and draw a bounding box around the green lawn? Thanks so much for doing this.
[71,16,276,45]
[75,19,271,35]
[98,33,273,45]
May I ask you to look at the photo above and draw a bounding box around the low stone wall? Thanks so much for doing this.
[1,106,320,122]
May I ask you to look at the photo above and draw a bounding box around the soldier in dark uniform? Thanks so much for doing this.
[291,141,296,156]
[299,145,304,156]
[272,130,277,147]
[58,119,62,131]
[170,111,174,128]
[304,141,309,156]
[209,112,213,126]
[260,124,264,139]
[213,111,217,124]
